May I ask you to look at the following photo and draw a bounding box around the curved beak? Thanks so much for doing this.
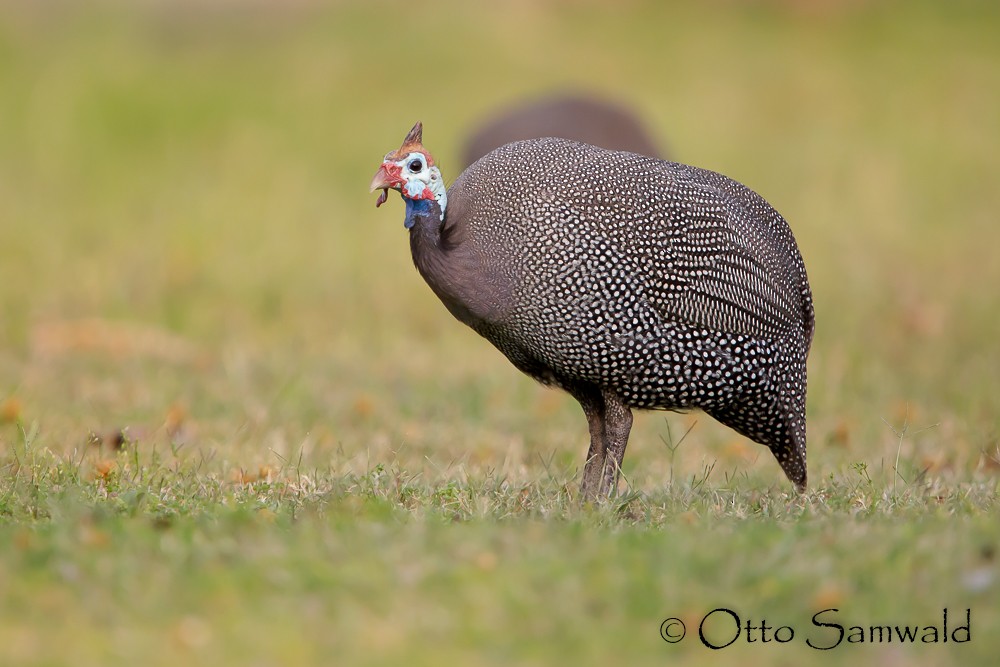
[370,162,401,208]
[369,164,394,193]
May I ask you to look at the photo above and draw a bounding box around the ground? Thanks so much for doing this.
[0,1,998,665]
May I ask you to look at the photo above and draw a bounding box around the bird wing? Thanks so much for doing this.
[632,169,809,340]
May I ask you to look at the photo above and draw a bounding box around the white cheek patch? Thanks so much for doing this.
[404,180,425,197]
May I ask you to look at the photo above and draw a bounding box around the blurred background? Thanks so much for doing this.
[1,0,998,486]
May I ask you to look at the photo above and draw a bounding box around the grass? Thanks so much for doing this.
[2,433,997,666]
[1,0,999,665]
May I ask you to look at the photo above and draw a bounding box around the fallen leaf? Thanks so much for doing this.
[78,524,110,549]
[828,419,851,448]
[474,551,498,571]
[722,438,753,461]
[13,529,32,551]
[920,452,950,473]
[164,403,187,436]
[0,397,22,423]
[890,400,918,426]
[233,468,257,484]
[811,582,846,609]
[353,393,375,418]
[979,450,1000,473]
[173,616,212,650]
[93,460,116,480]
[87,428,132,450]
[678,511,698,525]
[31,318,201,363]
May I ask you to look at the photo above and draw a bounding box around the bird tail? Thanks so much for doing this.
[707,400,807,490]
[705,354,808,490]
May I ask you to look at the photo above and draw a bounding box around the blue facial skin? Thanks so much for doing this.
[404,196,437,229]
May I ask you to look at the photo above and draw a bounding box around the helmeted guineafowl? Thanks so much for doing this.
[460,92,664,170]
[370,122,814,500]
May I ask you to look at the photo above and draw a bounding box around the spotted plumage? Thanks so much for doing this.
[371,123,814,500]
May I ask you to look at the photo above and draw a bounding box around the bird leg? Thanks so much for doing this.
[599,391,633,498]
[576,389,634,501]
[575,390,607,502]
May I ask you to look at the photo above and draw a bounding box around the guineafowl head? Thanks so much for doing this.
[370,121,448,225]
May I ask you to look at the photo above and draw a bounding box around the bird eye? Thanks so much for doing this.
[408,158,423,173]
